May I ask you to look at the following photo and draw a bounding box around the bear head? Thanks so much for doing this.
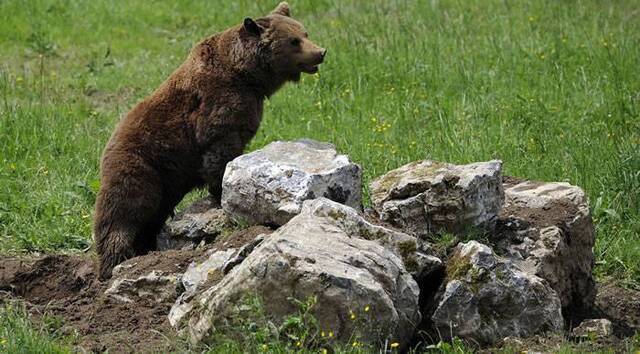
[242,2,327,83]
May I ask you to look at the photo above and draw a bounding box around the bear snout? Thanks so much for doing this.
[312,48,326,65]
[316,48,327,63]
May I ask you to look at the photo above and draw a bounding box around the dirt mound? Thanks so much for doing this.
[0,252,186,352]
[0,226,272,352]
[215,225,271,250]
[3,255,95,302]
[595,280,640,336]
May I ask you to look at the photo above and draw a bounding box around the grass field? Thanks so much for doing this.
[0,0,638,292]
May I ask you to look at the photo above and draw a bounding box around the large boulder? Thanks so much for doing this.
[157,198,230,251]
[221,140,362,226]
[430,241,563,345]
[494,177,596,313]
[370,160,504,236]
[173,198,424,347]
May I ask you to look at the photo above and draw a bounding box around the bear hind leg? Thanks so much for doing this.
[94,155,164,280]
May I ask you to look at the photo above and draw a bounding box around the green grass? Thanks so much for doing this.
[0,0,638,287]
[0,302,73,353]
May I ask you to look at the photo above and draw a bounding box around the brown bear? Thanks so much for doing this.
[94,2,326,279]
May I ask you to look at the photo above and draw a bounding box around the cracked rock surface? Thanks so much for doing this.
[222,140,362,226]
[430,241,564,345]
[494,177,596,313]
[370,160,504,236]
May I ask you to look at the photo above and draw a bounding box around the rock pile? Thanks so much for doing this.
[105,139,598,348]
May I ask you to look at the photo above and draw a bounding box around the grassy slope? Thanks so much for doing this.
[0,0,638,287]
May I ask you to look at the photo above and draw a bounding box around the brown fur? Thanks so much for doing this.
[94,2,326,279]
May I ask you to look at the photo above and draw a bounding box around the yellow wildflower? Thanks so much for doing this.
[0,338,6,345]
[390,342,400,349]
[296,341,302,347]
[329,331,334,338]
[350,311,356,320]
[262,344,268,351]
[321,331,326,337]
[364,305,370,312]
[16,77,23,83]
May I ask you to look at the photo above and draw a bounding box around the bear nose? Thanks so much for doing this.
[320,49,327,59]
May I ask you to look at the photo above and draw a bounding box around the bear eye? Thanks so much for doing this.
[290,38,301,46]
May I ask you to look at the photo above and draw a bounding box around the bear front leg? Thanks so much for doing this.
[200,132,246,204]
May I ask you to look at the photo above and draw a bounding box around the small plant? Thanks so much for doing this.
[423,232,455,257]
[27,27,57,57]
[86,47,115,75]
[425,337,473,354]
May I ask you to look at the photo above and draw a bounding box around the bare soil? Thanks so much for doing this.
[595,279,640,336]
[0,225,272,353]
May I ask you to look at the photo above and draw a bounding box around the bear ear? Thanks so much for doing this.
[271,2,291,17]
[243,17,263,36]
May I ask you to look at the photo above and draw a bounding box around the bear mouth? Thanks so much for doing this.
[299,63,319,74]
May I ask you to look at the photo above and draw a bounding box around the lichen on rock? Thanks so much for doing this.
[430,241,564,345]
[370,160,504,236]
